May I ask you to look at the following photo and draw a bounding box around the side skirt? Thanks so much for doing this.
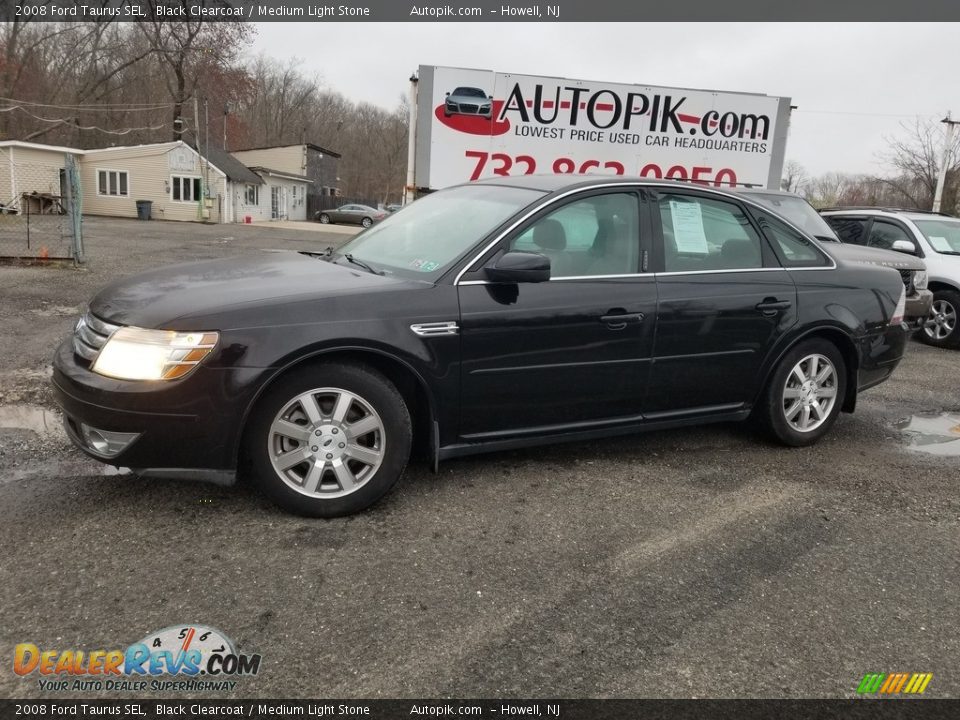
[438,405,751,462]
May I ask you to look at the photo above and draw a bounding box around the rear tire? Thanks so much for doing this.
[758,339,846,447]
[245,363,411,517]
[318,213,331,224]
[918,289,960,348]
[361,217,373,228]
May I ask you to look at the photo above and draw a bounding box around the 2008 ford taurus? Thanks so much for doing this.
[54,176,910,517]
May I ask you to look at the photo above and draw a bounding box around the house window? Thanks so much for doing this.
[245,184,259,205]
[97,169,129,197]
[171,175,202,202]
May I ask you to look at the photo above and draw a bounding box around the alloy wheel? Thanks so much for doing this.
[782,353,839,433]
[268,387,385,498]
[925,299,957,342]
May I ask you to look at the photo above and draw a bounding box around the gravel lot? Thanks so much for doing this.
[1,216,958,700]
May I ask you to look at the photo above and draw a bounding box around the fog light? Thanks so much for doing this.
[79,424,140,459]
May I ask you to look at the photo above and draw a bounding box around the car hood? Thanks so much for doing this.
[90,252,411,328]
[825,243,925,271]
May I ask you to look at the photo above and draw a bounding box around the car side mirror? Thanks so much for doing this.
[445,92,450,96]
[485,251,551,283]
[891,239,917,254]
[488,95,494,100]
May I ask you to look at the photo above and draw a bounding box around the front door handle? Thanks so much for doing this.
[600,312,645,330]
[755,298,792,316]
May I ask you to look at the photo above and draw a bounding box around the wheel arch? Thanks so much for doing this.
[234,347,439,472]
[928,280,960,294]
[757,326,860,414]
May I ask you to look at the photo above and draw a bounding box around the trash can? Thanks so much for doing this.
[135,200,152,220]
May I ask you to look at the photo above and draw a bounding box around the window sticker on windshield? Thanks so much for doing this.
[669,200,709,254]
[410,259,440,272]
[928,235,952,252]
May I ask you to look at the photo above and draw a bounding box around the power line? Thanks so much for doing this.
[0,104,171,135]
[0,96,176,111]
[794,109,943,119]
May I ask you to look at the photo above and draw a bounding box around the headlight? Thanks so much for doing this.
[92,327,219,381]
[913,270,928,290]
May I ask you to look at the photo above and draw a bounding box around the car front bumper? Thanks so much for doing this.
[52,339,261,471]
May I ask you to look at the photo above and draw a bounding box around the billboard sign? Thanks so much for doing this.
[415,65,791,190]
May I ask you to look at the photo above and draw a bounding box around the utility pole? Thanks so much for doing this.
[193,96,200,150]
[404,71,418,206]
[204,99,210,192]
[933,112,958,213]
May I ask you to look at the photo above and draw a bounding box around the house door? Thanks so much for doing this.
[271,186,281,219]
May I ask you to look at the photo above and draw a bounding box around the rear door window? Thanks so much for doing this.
[867,220,914,252]
[657,193,765,272]
[825,217,869,245]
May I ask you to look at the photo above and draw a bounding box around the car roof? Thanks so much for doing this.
[725,186,800,198]
[471,174,789,199]
[820,206,957,220]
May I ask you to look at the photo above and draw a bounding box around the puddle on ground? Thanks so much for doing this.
[893,412,960,457]
[101,466,133,476]
[29,304,83,317]
[0,404,66,439]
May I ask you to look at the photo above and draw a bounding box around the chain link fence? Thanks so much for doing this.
[0,151,83,262]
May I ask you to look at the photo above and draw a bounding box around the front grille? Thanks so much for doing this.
[73,311,121,362]
[460,103,480,113]
[899,270,915,295]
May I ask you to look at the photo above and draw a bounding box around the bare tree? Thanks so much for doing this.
[879,118,960,211]
[780,160,807,193]
[138,3,253,140]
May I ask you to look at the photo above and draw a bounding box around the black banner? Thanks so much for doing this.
[0,700,958,720]
[2,0,960,22]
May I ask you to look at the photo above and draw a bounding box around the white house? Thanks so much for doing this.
[0,141,85,213]
[81,141,264,224]
[234,166,312,222]
[0,139,321,224]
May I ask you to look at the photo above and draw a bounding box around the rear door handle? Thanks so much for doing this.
[755,299,792,316]
[600,312,645,330]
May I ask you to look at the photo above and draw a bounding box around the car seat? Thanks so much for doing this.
[532,218,572,278]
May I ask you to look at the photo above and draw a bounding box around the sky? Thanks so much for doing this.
[252,22,959,179]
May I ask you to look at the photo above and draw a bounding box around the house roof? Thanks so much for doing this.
[232,142,341,159]
[0,140,85,154]
[249,166,313,183]
[192,142,262,185]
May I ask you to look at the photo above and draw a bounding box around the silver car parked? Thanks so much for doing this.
[316,204,386,228]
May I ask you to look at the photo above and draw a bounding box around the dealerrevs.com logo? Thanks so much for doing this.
[14,625,261,693]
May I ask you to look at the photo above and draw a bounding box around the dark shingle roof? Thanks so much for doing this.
[201,144,263,185]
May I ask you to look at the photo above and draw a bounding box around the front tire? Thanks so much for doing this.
[361,217,373,228]
[758,339,846,447]
[919,289,960,348]
[246,363,412,517]
[318,213,331,224]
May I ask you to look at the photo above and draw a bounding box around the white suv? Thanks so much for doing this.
[821,208,960,349]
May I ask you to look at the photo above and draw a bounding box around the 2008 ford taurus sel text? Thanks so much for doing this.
[54,177,910,517]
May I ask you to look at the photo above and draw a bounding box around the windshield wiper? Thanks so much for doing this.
[343,253,384,275]
[299,246,335,259]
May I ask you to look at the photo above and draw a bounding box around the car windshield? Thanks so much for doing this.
[333,184,545,279]
[742,192,839,242]
[913,218,960,255]
[453,87,486,97]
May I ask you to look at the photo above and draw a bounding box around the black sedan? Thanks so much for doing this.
[54,176,910,517]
